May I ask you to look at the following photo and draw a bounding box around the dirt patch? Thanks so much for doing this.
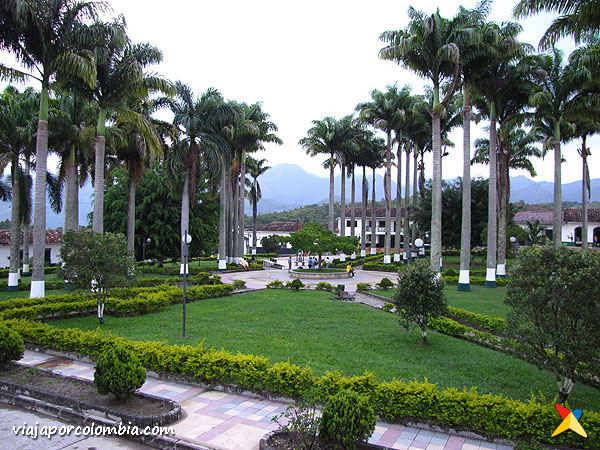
[267,431,378,450]
[0,364,171,417]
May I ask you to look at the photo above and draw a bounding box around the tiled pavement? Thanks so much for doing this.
[14,350,513,450]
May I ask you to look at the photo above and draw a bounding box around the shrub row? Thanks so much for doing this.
[244,253,278,258]
[445,306,507,334]
[0,284,235,321]
[441,268,486,277]
[0,266,58,278]
[0,279,65,291]
[362,262,407,272]
[442,249,487,258]
[442,276,508,287]
[140,266,215,276]
[4,319,597,448]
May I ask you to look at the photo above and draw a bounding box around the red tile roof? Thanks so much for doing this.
[0,228,63,246]
[562,209,600,223]
[255,222,338,233]
[514,211,553,225]
[343,207,407,217]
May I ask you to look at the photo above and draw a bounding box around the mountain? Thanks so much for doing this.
[510,175,600,203]
[247,163,397,214]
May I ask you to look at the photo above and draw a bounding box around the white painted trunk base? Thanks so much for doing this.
[403,252,408,260]
[340,254,346,262]
[179,263,189,275]
[351,253,356,260]
[8,272,19,290]
[22,264,29,274]
[218,259,227,270]
[393,254,401,262]
[360,250,366,258]
[30,281,45,298]
[459,270,470,285]
[383,255,391,264]
[486,268,496,282]
[370,248,376,255]
[496,264,506,277]
[251,249,257,255]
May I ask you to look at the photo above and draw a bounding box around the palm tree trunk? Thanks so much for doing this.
[9,163,20,291]
[227,174,234,263]
[23,162,31,276]
[31,85,50,298]
[459,84,471,291]
[371,167,377,256]
[180,167,190,276]
[394,145,402,262]
[64,147,78,231]
[92,110,107,234]
[412,148,418,249]
[404,145,411,263]
[233,168,240,260]
[553,122,562,248]
[252,188,258,257]
[350,167,356,237]
[496,148,508,278]
[328,153,335,233]
[238,151,246,257]
[582,136,589,247]
[486,102,498,287]
[126,173,136,254]
[340,162,347,262]
[218,159,227,270]
[361,166,367,257]
[431,111,442,274]
[384,131,392,264]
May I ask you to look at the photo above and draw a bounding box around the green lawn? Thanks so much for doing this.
[49,289,600,410]
[371,286,511,319]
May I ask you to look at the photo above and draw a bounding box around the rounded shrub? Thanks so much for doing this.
[0,324,25,369]
[286,279,305,290]
[319,389,376,450]
[376,277,395,289]
[94,344,146,399]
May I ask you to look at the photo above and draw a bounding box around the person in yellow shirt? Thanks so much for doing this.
[346,263,355,277]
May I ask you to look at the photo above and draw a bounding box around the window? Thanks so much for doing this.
[378,221,385,227]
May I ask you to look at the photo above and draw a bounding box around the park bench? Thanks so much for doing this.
[331,284,355,301]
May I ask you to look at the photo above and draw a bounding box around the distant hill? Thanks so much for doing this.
[510,175,600,204]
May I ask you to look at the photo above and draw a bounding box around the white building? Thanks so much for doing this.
[0,228,63,269]
[336,207,409,252]
[514,209,600,246]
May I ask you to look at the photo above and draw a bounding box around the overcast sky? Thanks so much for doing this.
[3,0,598,185]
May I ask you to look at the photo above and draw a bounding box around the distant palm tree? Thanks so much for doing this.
[1,0,101,298]
[246,157,270,257]
[513,0,600,49]
[380,7,461,273]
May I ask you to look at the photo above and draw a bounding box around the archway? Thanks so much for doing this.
[574,226,582,246]
[594,227,600,247]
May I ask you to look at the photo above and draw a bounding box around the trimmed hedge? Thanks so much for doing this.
[3,319,597,448]
[362,262,406,272]
[445,306,507,334]
[442,276,508,287]
[0,266,58,278]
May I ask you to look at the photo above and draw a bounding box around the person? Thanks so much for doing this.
[288,257,292,270]
[346,263,355,277]
[308,258,313,269]
[326,257,330,269]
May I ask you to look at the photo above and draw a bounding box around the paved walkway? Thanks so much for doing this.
[3,350,513,450]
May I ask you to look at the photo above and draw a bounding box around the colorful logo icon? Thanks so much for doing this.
[552,404,587,438]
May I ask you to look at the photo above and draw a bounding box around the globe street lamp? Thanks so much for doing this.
[142,238,151,277]
[414,238,424,259]
[510,236,519,257]
[182,232,192,337]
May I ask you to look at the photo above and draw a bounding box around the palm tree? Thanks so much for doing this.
[0,86,37,291]
[513,0,600,49]
[380,7,461,273]
[356,86,408,264]
[1,0,101,298]
[170,83,230,273]
[246,157,270,258]
[528,48,590,248]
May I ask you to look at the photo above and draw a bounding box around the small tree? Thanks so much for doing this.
[392,261,446,343]
[506,246,600,403]
[60,230,135,324]
[287,222,359,270]
[0,325,24,369]
[94,344,146,400]
[261,234,284,254]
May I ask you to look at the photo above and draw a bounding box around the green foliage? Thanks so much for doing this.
[393,261,447,343]
[506,246,600,401]
[266,280,285,289]
[272,390,321,449]
[356,283,371,291]
[104,166,219,262]
[416,178,489,248]
[0,324,24,369]
[5,318,600,447]
[442,275,508,287]
[376,277,395,289]
[233,280,246,290]
[382,303,394,312]
[319,389,376,450]
[362,262,405,272]
[286,279,305,290]
[287,222,359,266]
[94,344,146,400]
[59,230,135,323]
[446,306,507,334]
[316,282,335,291]
[260,234,285,254]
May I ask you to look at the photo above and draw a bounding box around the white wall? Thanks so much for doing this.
[0,243,62,268]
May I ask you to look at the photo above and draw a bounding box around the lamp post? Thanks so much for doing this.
[142,238,151,277]
[510,236,519,257]
[414,238,424,260]
[182,232,192,338]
